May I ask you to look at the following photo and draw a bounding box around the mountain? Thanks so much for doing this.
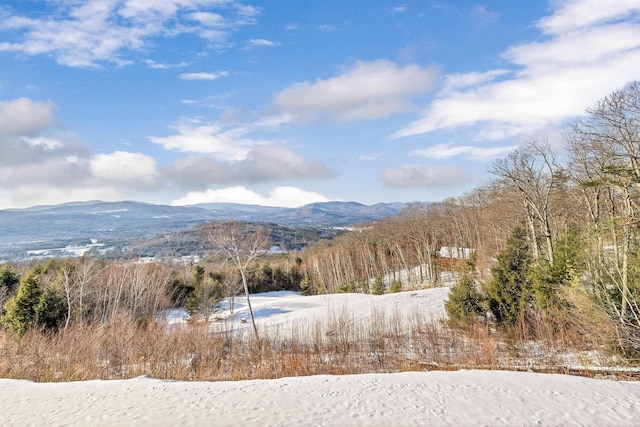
[0,200,407,260]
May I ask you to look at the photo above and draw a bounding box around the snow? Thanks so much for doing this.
[2,288,640,425]
[1,370,639,425]
[211,288,449,337]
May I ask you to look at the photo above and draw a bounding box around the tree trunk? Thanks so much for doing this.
[240,268,259,341]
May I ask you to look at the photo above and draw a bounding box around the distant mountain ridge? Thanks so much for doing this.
[0,200,408,260]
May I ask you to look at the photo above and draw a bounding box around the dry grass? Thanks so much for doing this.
[0,304,628,383]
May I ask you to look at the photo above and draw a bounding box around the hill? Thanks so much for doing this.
[0,200,406,261]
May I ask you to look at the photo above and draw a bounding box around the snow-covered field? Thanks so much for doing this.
[2,287,640,426]
[211,287,449,337]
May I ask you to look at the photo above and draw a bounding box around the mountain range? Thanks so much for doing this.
[0,200,407,261]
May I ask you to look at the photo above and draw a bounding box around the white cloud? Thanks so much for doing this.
[150,114,294,159]
[537,0,640,34]
[412,143,516,160]
[441,70,508,93]
[393,1,640,140]
[22,136,64,150]
[179,71,228,80]
[90,151,159,186]
[188,11,225,27]
[318,24,338,32]
[0,101,91,189]
[163,145,331,187]
[0,145,162,207]
[144,59,190,69]
[0,185,124,210]
[272,60,438,121]
[0,156,89,187]
[149,121,255,160]
[0,1,261,67]
[0,98,56,135]
[163,156,233,187]
[382,165,467,188]
[246,38,277,49]
[171,186,331,207]
[240,145,332,182]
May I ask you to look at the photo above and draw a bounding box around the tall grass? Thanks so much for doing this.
[0,303,625,383]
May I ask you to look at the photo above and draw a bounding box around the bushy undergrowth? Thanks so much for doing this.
[0,302,627,383]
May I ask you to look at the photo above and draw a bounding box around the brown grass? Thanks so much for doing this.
[0,304,628,383]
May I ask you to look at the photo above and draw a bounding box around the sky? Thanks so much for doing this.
[0,0,639,209]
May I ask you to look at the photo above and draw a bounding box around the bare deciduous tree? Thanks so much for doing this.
[567,81,640,318]
[491,140,564,265]
[221,270,243,314]
[205,221,270,340]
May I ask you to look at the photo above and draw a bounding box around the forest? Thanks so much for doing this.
[0,82,639,381]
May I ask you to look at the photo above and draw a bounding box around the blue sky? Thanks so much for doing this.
[0,0,639,209]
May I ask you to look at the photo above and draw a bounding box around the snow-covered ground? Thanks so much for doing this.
[3,287,640,425]
[210,287,449,337]
[1,370,639,426]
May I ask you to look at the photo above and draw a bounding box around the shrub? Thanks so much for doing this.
[445,272,484,328]
[299,274,312,296]
[337,281,356,293]
[371,276,385,295]
[390,280,402,293]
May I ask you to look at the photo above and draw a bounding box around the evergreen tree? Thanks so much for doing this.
[299,274,312,296]
[530,229,584,311]
[35,287,68,333]
[1,266,45,337]
[186,265,221,321]
[0,265,20,313]
[0,265,20,295]
[486,227,532,326]
[390,280,402,293]
[371,276,385,295]
[445,271,485,328]
[167,276,195,307]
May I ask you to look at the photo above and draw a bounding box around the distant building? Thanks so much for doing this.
[438,247,474,271]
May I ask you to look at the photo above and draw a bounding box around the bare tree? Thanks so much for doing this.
[221,270,243,314]
[205,221,270,340]
[567,81,640,318]
[491,140,564,265]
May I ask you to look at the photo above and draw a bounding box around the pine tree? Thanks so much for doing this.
[1,266,45,337]
[486,227,532,326]
[0,265,20,313]
[445,272,485,328]
[371,276,385,295]
[0,265,19,295]
[390,280,402,293]
[299,274,312,296]
[530,229,584,311]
